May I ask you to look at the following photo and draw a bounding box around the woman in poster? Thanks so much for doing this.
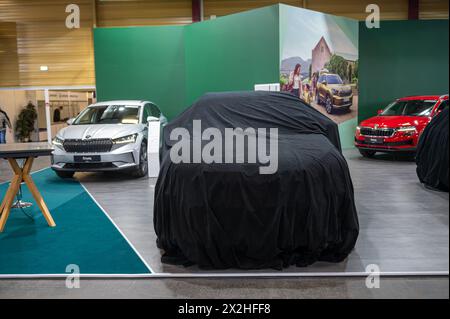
[289,63,302,99]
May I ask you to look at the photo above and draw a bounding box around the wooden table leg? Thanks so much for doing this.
[22,157,56,228]
[0,179,16,213]
[7,158,22,175]
[0,157,24,232]
[0,157,23,222]
[0,191,7,213]
[0,175,22,232]
[0,157,56,232]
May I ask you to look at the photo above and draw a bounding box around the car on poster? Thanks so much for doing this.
[51,100,167,178]
[315,72,353,114]
[355,95,449,157]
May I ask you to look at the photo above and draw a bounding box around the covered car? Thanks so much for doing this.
[154,91,359,269]
[416,107,449,192]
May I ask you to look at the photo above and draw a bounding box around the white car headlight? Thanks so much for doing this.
[397,126,417,133]
[112,133,138,145]
[53,136,64,147]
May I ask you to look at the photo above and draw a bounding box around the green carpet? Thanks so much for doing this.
[0,169,151,276]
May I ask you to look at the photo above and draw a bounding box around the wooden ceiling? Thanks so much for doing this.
[0,0,448,87]
[0,22,19,87]
[96,0,192,26]
[204,0,448,20]
[0,0,95,87]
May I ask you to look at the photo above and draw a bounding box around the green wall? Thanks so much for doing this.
[94,5,279,120]
[184,5,279,105]
[94,26,186,120]
[359,20,449,122]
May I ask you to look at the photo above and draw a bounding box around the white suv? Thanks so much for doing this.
[51,100,167,178]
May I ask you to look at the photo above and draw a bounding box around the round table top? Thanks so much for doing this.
[0,142,54,158]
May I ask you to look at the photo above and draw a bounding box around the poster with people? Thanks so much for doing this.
[280,6,359,124]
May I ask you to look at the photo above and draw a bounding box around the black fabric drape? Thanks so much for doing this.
[154,91,359,269]
[416,108,449,192]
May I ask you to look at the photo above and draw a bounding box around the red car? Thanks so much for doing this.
[355,95,449,157]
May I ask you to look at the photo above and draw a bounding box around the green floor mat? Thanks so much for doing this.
[0,169,151,276]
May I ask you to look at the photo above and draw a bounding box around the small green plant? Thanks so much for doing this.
[15,102,37,142]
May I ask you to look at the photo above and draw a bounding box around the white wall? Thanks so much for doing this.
[0,90,37,143]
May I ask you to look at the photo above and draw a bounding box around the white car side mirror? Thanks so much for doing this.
[147,116,159,123]
[66,118,75,125]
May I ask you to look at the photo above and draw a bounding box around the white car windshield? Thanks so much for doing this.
[74,105,140,125]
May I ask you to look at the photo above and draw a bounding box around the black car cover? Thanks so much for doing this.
[416,107,449,192]
[154,91,359,269]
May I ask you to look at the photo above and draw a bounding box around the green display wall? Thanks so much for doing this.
[94,26,186,120]
[184,6,279,105]
[94,6,279,120]
[359,20,449,122]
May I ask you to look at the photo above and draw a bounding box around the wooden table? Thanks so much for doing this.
[0,142,56,232]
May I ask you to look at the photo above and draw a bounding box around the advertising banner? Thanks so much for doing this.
[280,6,359,125]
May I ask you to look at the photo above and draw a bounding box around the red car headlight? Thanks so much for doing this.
[397,126,417,137]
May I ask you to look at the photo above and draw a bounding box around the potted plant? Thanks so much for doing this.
[15,102,37,142]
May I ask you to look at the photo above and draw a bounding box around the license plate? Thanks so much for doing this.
[74,155,101,163]
[365,137,384,144]
[344,98,350,102]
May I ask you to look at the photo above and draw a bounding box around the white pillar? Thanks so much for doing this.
[147,120,161,178]
[68,90,71,120]
[44,89,52,143]
[200,0,204,21]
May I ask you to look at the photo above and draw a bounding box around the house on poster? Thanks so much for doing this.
[312,36,357,81]
[311,37,332,74]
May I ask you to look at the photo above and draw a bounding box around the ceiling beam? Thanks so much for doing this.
[408,0,419,20]
[192,0,203,22]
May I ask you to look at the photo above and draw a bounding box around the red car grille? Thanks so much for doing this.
[360,127,395,137]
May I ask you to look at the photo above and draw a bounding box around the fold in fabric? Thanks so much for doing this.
[154,91,359,269]
[416,107,449,192]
